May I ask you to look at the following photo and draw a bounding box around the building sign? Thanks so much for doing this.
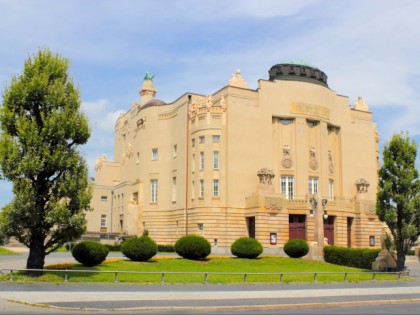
[270,233,277,245]
[291,102,330,120]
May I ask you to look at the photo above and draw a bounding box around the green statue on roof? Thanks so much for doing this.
[144,71,155,81]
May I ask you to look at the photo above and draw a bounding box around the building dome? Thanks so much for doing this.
[141,98,167,109]
[268,60,328,87]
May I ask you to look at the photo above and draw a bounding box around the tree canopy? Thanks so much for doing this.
[376,132,420,271]
[0,48,91,273]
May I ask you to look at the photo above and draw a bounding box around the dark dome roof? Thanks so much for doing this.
[268,61,328,87]
[142,99,167,109]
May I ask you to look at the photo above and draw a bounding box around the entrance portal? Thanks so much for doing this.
[323,216,335,245]
[289,215,306,240]
[246,217,255,238]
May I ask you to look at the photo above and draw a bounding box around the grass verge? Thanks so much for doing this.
[0,247,22,255]
[0,256,404,284]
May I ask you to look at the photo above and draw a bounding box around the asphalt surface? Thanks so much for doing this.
[0,247,419,313]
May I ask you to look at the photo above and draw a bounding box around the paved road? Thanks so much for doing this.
[0,247,419,313]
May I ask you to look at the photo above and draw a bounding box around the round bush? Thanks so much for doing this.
[231,237,263,258]
[175,235,211,260]
[121,236,157,261]
[71,241,109,267]
[283,239,309,258]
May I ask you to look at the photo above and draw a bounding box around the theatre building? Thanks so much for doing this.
[86,61,383,254]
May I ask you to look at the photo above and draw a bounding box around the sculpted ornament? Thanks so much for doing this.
[309,147,319,170]
[257,168,275,185]
[355,178,370,194]
[328,150,334,174]
[281,145,293,169]
[95,154,107,171]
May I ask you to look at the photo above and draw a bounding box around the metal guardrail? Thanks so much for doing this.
[0,268,410,284]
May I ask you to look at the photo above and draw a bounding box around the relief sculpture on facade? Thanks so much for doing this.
[328,150,334,174]
[355,178,370,194]
[281,145,293,168]
[95,154,106,171]
[309,147,319,170]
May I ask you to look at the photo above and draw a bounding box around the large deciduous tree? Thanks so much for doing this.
[0,48,91,275]
[376,132,420,271]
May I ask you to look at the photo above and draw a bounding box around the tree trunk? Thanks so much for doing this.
[26,237,46,277]
[396,248,406,272]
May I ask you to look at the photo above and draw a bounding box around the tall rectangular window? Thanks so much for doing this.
[100,214,106,227]
[192,153,195,172]
[200,151,204,170]
[152,148,158,161]
[329,179,334,201]
[308,177,319,195]
[212,135,220,142]
[199,136,205,143]
[191,138,195,148]
[213,151,219,169]
[172,177,177,202]
[281,176,294,199]
[150,179,158,203]
[213,179,219,198]
[192,180,195,199]
[200,180,204,198]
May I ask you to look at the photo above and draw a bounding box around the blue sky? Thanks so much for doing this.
[0,0,420,208]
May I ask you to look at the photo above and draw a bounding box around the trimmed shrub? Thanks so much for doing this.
[323,246,380,269]
[72,241,109,267]
[105,243,122,252]
[175,235,211,260]
[231,237,263,259]
[157,244,175,252]
[283,239,309,258]
[121,236,157,261]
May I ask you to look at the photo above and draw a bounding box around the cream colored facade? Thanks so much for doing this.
[86,62,383,254]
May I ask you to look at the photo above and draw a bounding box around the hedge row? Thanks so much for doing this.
[323,245,380,269]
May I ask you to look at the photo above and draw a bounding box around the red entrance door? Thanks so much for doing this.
[323,216,335,245]
[289,215,306,240]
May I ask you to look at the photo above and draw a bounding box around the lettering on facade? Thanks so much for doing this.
[291,102,330,120]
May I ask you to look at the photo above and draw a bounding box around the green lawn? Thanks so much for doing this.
[3,256,403,284]
[0,247,22,255]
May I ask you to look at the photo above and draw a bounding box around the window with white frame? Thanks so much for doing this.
[213,151,219,169]
[308,177,319,195]
[281,176,294,199]
[329,179,334,201]
[150,179,158,203]
[100,214,106,227]
[101,196,107,201]
[173,144,177,157]
[213,179,219,198]
[200,180,204,198]
[197,223,204,231]
[212,135,220,142]
[152,148,158,161]
[200,151,204,170]
[172,177,177,202]
[199,136,205,143]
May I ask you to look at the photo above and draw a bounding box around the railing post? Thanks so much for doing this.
[344,272,347,282]
[313,273,317,282]
[9,270,13,282]
[243,273,247,283]
[204,272,207,284]
[65,269,68,282]
[161,272,165,284]
[114,271,118,283]
[280,273,283,283]
[398,272,401,279]
[372,272,376,280]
